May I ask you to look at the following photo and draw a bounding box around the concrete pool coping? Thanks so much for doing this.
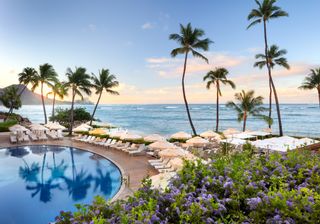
[0,132,158,200]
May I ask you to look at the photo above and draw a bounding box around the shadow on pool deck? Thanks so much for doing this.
[0,132,158,200]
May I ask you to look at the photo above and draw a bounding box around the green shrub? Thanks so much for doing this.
[0,120,18,132]
[50,107,92,128]
[168,138,186,143]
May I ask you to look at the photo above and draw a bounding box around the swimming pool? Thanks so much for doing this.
[0,145,122,224]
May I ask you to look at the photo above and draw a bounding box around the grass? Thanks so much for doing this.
[0,120,18,132]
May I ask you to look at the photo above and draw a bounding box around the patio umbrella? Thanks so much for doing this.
[186,136,209,147]
[73,125,89,132]
[29,124,48,131]
[158,148,188,158]
[144,134,166,143]
[222,128,240,136]
[89,128,107,135]
[120,133,143,141]
[232,133,255,139]
[149,141,177,150]
[44,122,66,130]
[168,157,184,170]
[200,130,221,139]
[170,131,192,140]
[110,130,127,138]
[262,128,272,134]
[9,124,28,132]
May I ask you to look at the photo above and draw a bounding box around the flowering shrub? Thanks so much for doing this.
[55,150,320,223]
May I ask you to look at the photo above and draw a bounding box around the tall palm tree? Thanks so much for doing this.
[169,23,213,136]
[31,63,58,124]
[254,44,290,127]
[64,67,92,135]
[18,67,38,96]
[90,69,119,125]
[47,81,68,121]
[226,90,271,132]
[247,0,288,136]
[299,68,320,107]
[203,68,236,132]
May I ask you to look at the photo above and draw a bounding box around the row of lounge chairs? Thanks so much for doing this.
[72,135,149,156]
[148,158,175,173]
[10,130,63,144]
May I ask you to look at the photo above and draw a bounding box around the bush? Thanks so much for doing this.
[55,150,320,223]
[50,107,92,128]
[0,120,18,132]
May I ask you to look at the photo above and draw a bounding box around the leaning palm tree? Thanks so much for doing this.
[169,23,213,135]
[90,69,119,125]
[226,90,271,132]
[31,63,58,124]
[203,68,236,132]
[254,44,290,127]
[299,68,320,107]
[47,81,68,121]
[247,0,288,136]
[64,67,92,135]
[18,67,38,96]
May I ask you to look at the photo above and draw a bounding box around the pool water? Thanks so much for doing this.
[0,145,122,224]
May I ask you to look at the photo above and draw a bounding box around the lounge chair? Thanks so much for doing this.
[28,132,38,141]
[88,137,98,144]
[72,134,82,140]
[79,135,89,142]
[158,167,175,173]
[102,139,112,147]
[104,139,117,147]
[148,157,164,164]
[150,158,170,166]
[10,135,17,144]
[39,133,48,140]
[113,141,127,150]
[82,136,94,143]
[122,143,137,152]
[57,131,64,139]
[95,138,107,145]
[129,144,146,156]
[47,131,58,140]
[23,134,30,142]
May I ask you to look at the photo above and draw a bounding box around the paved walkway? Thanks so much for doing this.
[0,132,158,200]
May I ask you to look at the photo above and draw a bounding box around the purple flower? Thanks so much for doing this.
[247,197,262,210]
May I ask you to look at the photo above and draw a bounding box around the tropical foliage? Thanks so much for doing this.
[169,23,213,135]
[47,82,68,121]
[226,90,271,131]
[203,68,236,132]
[64,67,92,135]
[90,69,119,125]
[0,86,22,115]
[55,150,320,223]
[247,0,288,136]
[299,68,320,106]
[18,67,38,96]
[49,107,92,128]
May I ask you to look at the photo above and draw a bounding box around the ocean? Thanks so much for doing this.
[1,104,319,137]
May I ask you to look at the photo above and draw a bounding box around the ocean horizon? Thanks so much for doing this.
[1,104,319,138]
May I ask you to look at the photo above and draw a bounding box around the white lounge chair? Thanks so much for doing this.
[10,135,17,144]
[129,144,146,156]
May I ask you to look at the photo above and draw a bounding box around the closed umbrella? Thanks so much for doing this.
[144,134,166,142]
[149,141,177,150]
[170,131,192,140]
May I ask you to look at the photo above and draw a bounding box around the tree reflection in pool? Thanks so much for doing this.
[0,145,122,224]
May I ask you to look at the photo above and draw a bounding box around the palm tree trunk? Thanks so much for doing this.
[318,87,320,107]
[41,82,48,124]
[216,83,220,132]
[52,93,56,122]
[182,51,197,136]
[243,112,247,132]
[18,85,27,97]
[90,91,102,126]
[68,89,76,136]
[263,20,283,136]
[268,80,272,128]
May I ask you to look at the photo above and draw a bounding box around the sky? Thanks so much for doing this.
[0,0,319,104]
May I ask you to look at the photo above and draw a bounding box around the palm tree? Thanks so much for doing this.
[90,69,119,125]
[169,23,213,135]
[64,67,92,135]
[18,67,38,96]
[31,63,58,124]
[254,44,290,127]
[247,0,288,136]
[226,90,271,132]
[47,81,68,121]
[203,68,236,132]
[299,68,320,107]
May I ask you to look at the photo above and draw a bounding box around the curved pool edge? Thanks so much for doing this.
[0,144,126,203]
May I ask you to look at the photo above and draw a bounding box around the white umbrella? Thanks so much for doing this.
[144,134,166,142]
[170,131,192,140]
[9,124,28,132]
[79,123,93,130]
[232,133,255,139]
[110,130,127,138]
[222,128,240,136]
[186,136,209,146]
[45,122,66,130]
[120,133,143,140]
[29,124,48,131]
[220,138,246,145]
[158,148,188,158]
[73,126,89,132]
[247,131,270,137]
[149,141,177,150]
[200,130,221,139]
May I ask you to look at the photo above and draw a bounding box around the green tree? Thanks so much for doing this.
[254,44,290,127]
[0,86,22,116]
[47,81,68,122]
[226,90,271,132]
[90,69,119,125]
[299,68,320,107]
[64,67,92,135]
[247,0,288,136]
[18,67,38,96]
[169,23,213,135]
[203,68,236,132]
[31,63,58,124]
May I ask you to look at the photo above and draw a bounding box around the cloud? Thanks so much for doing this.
[141,22,154,30]
[146,52,246,78]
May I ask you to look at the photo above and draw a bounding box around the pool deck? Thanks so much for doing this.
[0,132,158,200]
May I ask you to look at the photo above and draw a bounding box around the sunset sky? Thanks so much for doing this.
[0,0,319,104]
